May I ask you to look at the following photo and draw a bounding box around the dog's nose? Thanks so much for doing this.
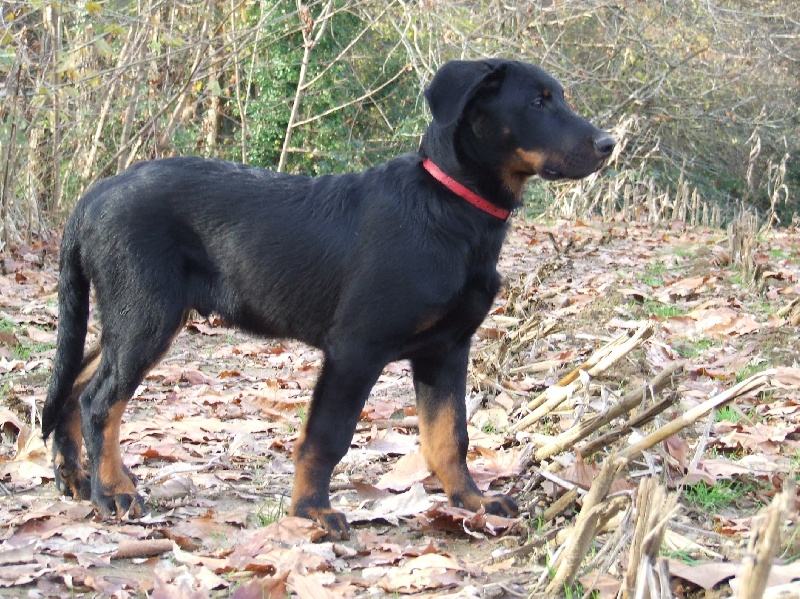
[593,134,616,158]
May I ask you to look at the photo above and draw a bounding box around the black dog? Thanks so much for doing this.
[42,59,614,539]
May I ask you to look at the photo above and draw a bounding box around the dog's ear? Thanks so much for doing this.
[424,60,507,128]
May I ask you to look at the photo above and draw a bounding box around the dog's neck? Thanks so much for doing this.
[421,159,510,220]
[420,125,522,215]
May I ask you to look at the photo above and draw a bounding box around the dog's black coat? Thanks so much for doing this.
[42,59,614,538]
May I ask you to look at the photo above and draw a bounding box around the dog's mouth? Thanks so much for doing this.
[511,149,610,183]
[540,168,563,180]
[539,157,610,181]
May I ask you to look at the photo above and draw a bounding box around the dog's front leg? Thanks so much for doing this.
[412,342,518,518]
[290,345,384,540]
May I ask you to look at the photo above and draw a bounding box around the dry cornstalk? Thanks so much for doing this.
[776,297,800,318]
[542,487,579,522]
[510,358,565,375]
[512,323,654,432]
[535,361,683,461]
[579,396,674,459]
[545,455,627,595]
[735,479,796,599]
[623,478,679,599]
[776,297,800,326]
[618,369,775,460]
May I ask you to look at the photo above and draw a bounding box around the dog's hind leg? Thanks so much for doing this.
[290,342,386,540]
[51,344,101,500]
[80,304,187,518]
[412,342,519,518]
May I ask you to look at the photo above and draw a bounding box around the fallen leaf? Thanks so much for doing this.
[376,451,431,491]
[415,504,520,536]
[288,572,338,599]
[351,482,435,525]
[229,574,288,599]
[25,326,56,345]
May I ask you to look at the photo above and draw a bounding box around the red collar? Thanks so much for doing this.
[422,158,511,221]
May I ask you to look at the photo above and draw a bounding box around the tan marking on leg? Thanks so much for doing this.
[289,429,316,513]
[418,400,477,505]
[289,427,349,538]
[419,401,518,516]
[91,310,187,492]
[65,344,103,457]
[97,401,136,494]
[76,345,102,388]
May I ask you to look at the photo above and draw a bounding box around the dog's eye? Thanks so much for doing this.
[531,89,552,109]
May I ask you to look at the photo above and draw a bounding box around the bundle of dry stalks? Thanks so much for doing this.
[489,299,783,596]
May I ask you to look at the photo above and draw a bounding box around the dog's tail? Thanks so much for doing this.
[42,215,91,440]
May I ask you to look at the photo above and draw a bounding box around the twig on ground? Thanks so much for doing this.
[618,369,775,460]
[578,396,674,459]
[512,324,654,432]
[510,358,567,376]
[542,487,579,522]
[535,360,683,460]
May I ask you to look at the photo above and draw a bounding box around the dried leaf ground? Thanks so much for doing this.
[1,217,798,598]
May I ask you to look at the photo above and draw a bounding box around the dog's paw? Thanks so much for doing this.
[479,493,519,518]
[452,491,519,518]
[54,465,92,501]
[316,509,350,541]
[294,506,350,541]
[93,490,148,519]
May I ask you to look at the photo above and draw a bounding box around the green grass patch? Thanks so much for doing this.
[643,301,686,318]
[768,248,788,260]
[672,247,696,258]
[0,318,55,359]
[683,480,739,512]
[735,364,763,383]
[729,273,745,287]
[12,341,55,361]
[640,274,664,287]
[254,498,286,527]
[478,412,506,435]
[637,262,669,287]
[714,405,742,424]
[755,300,777,316]
[564,582,597,598]
[790,452,800,481]
[0,317,15,333]
[675,338,715,358]
[661,549,701,564]
[684,479,765,513]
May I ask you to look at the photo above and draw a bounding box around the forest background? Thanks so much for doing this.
[0,0,798,244]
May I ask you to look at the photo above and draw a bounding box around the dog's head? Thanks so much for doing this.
[424,59,615,200]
